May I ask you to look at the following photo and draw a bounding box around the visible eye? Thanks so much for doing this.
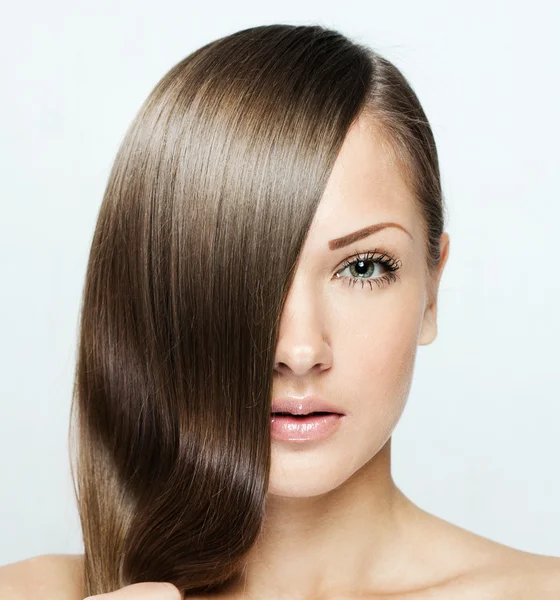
[334,248,402,290]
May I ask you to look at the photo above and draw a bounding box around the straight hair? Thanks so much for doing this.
[69,23,446,597]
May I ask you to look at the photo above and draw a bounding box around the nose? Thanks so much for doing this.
[273,278,332,378]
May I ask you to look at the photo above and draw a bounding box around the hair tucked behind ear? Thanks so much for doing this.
[68,23,446,597]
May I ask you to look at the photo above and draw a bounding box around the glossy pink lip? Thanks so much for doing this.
[270,413,344,442]
[270,396,345,416]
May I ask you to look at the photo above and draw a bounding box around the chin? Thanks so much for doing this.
[266,447,366,499]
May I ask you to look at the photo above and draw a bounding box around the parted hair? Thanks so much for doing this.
[68,23,446,597]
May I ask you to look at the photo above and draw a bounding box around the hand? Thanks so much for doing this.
[84,581,183,600]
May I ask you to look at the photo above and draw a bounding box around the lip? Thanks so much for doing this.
[270,395,345,416]
[270,413,344,442]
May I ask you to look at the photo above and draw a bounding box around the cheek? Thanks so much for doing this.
[335,303,420,455]
[334,289,423,407]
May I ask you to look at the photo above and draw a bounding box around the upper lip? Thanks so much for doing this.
[271,396,345,415]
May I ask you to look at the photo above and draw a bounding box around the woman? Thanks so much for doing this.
[1,23,559,600]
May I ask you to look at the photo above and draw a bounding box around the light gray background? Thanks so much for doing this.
[1,0,558,565]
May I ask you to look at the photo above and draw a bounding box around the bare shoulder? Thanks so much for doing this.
[401,501,560,598]
[410,550,560,600]
[438,528,560,598]
[481,549,560,598]
[0,554,85,600]
[401,543,560,600]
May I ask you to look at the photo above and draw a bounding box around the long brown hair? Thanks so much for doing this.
[68,23,446,597]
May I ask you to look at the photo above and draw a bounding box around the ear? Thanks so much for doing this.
[418,232,450,346]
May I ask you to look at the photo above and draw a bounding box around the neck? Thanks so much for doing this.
[222,437,422,600]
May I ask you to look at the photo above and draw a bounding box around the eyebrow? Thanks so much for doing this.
[328,222,413,251]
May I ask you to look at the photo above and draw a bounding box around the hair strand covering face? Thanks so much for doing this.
[67,23,446,597]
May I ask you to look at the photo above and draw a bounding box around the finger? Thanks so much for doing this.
[84,581,183,600]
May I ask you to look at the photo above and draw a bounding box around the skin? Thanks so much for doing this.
[228,111,451,597]
[223,111,449,600]
[197,111,559,598]
[1,112,558,600]
[84,582,183,600]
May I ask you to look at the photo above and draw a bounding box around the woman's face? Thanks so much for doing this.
[268,112,449,498]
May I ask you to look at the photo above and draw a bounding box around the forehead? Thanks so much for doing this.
[305,113,418,248]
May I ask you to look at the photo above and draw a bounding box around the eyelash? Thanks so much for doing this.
[334,248,402,290]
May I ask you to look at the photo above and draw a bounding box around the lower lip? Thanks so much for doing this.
[270,413,344,442]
